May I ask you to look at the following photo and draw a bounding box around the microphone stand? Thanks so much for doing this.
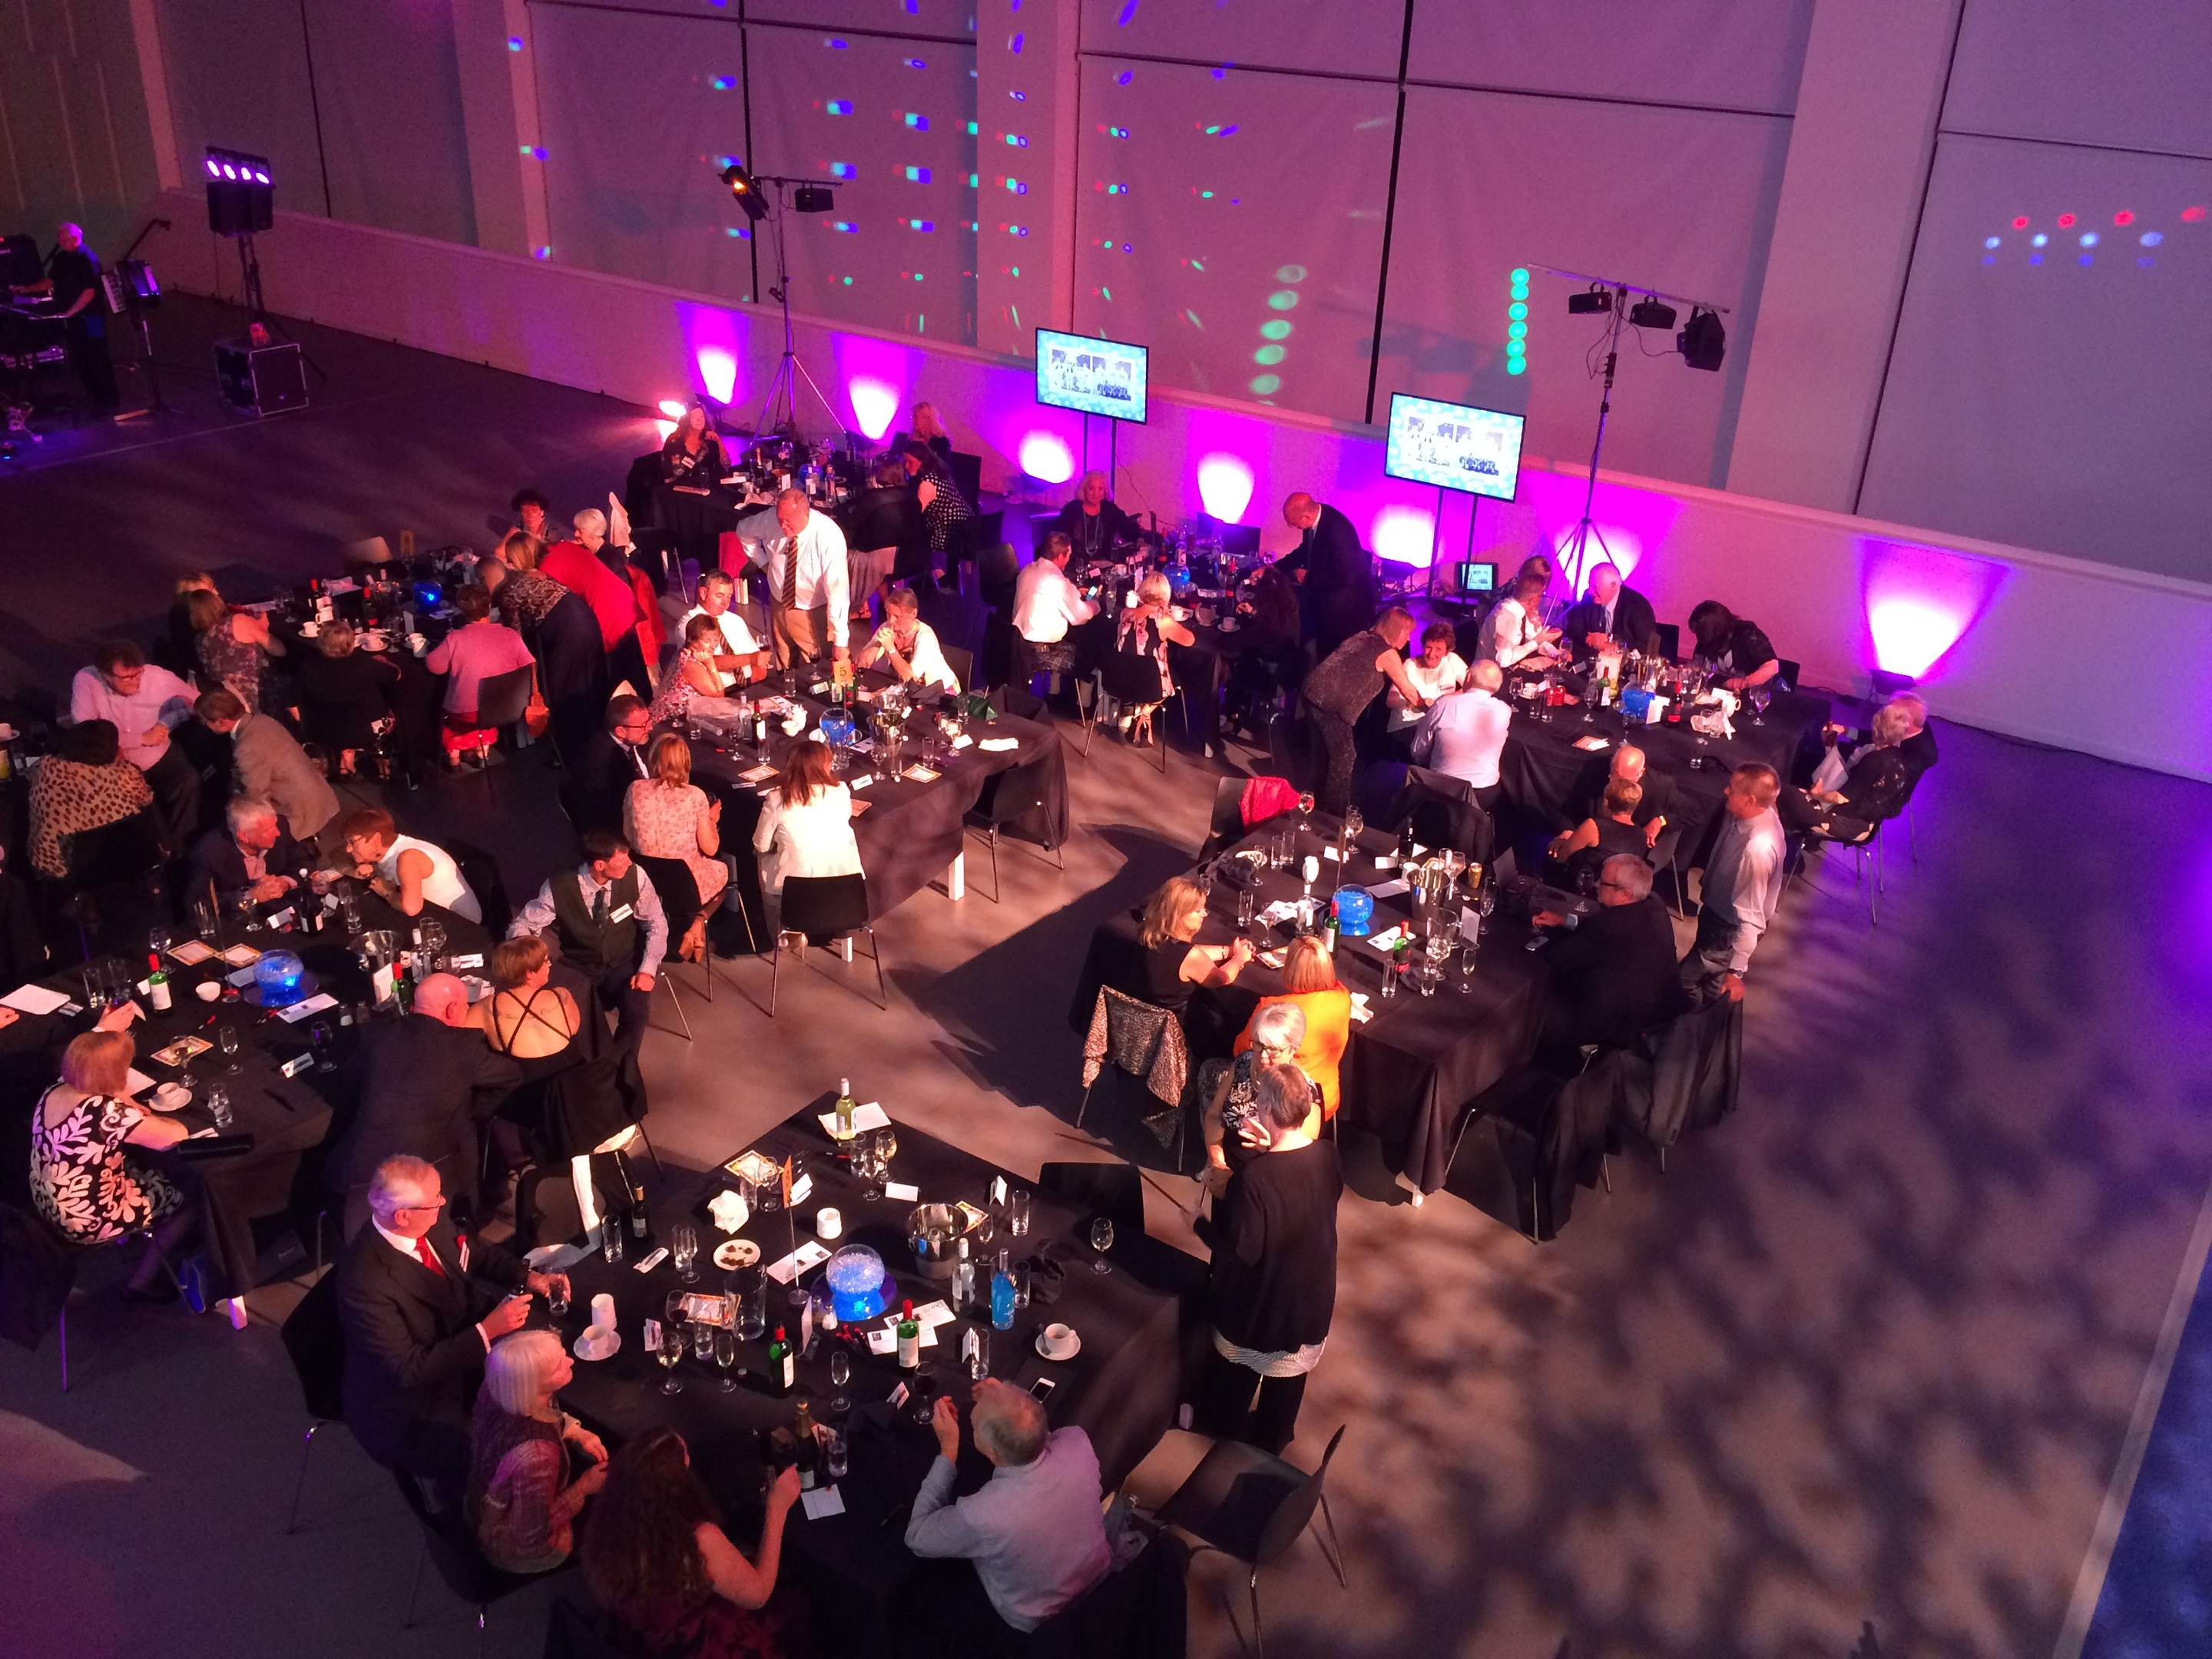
[113,217,172,418]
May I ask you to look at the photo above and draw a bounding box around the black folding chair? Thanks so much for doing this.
[392,1466,560,1634]
[1196,776,1253,864]
[942,642,976,696]
[768,873,886,1014]
[448,664,537,798]
[279,1270,347,1532]
[1157,1424,1346,1658]
[964,756,1065,902]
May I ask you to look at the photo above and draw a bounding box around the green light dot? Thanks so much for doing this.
[1507,321,1526,339]
[1252,344,1285,366]
[1273,264,1306,283]
[1510,267,1529,283]
[1259,319,1291,341]
[1248,373,1281,395]
[1506,359,1526,375]
[1508,302,1527,320]
[1266,290,1298,310]
[1505,337,1525,354]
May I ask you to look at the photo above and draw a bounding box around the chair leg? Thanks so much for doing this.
[1074,1081,1094,1133]
[286,1422,320,1534]
[1318,1490,1347,1586]
[58,1303,68,1393]
[1907,799,1917,866]
[988,826,1002,904]
[402,1533,429,1628]
[631,1121,667,1178]
[1250,1565,1265,1659]
[769,935,783,1018]
[656,970,694,1042]
[869,927,887,1008]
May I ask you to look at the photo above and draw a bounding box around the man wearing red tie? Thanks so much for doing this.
[337,1154,568,1498]
[736,488,850,669]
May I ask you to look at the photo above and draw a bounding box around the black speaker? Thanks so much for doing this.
[204,147,275,236]
[215,338,306,416]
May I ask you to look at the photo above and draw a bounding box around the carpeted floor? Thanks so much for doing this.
[3,296,2210,1659]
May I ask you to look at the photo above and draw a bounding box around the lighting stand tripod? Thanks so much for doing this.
[1551,283,1629,601]
[748,177,843,443]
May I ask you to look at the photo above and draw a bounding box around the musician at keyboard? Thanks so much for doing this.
[8,224,118,416]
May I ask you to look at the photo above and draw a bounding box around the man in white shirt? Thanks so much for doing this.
[70,638,200,852]
[677,569,769,690]
[1410,660,1510,807]
[855,584,961,694]
[1682,763,1786,1004]
[1012,531,1098,681]
[737,488,849,668]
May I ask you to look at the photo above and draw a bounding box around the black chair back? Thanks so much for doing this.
[66,811,165,889]
[280,1267,346,1423]
[975,753,1055,832]
[1038,1161,1145,1236]
[444,839,512,938]
[949,450,985,509]
[978,540,1021,602]
[1264,710,1314,790]
[0,1203,80,1352]
[1256,1424,1346,1565]
[1654,621,1681,661]
[632,852,703,938]
[988,681,1047,722]
[1774,657,1800,690]
[392,1466,545,1608]
[1197,776,1250,863]
[472,665,536,731]
[942,642,975,694]
[965,510,1006,558]
[545,1595,630,1659]
[1392,766,1494,867]
[779,873,869,936]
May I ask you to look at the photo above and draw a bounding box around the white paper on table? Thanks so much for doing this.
[920,1323,939,1347]
[1460,906,1482,942]
[883,1181,919,1202]
[1,983,71,1015]
[912,1300,955,1328]
[866,1325,896,1356]
[800,1486,846,1520]
[764,1241,833,1283]
[1366,879,1411,899]
[1348,992,1374,1026]
[278,992,339,1023]
[848,776,872,791]
[1260,900,1299,924]
[979,737,1020,752]
[990,1175,1008,1207]
[1322,847,1343,861]
[1367,926,1406,952]
[125,1068,157,1097]
[230,965,263,988]
[816,1101,892,1137]
[789,1171,814,1207]
[950,735,974,749]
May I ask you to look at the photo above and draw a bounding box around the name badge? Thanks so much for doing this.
[608,903,634,923]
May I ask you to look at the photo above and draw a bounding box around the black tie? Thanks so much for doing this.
[592,888,608,929]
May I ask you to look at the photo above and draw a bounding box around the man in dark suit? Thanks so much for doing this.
[569,694,654,832]
[1532,856,1689,1064]
[1561,561,1658,660]
[328,973,522,1238]
[337,1154,565,1498]
[1279,492,1375,654]
[186,796,306,909]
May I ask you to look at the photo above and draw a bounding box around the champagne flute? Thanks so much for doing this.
[219,1025,241,1075]
[715,1326,739,1392]
[673,1224,699,1283]
[830,1349,852,1415]
[1090,1217,1114,1275]
[657,1322,685,1395]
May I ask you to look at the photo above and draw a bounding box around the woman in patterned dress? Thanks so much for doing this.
[26,718,154,879]
[647,614,727,733]
[624,733,727,963]
[187,588,283,713]
[31,1025,200,1297]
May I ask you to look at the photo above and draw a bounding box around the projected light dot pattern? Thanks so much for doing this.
[1196,454,1255,522]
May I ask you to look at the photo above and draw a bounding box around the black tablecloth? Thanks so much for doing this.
[555,1099,1194,1650]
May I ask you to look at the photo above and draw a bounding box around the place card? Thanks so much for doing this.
[867,1325,896,1356]
[632,1247,671,1273]
[950,735,973,749]
[902,764,942,783]
[151,1036,213,1067]
[800,1486,845,1521]
[990,1175,1008,1207]
[125,1068,157,1097]
[229,965,262,988]
[1,983,71,1016]
[1573,735,1611,751]
[817,1101,892,1137]
[912,1300,955,1328]
[1257,949,1286,969]
[277,992,339,1023]
[167,941,217,965]
[848,775,873,791]
[883,1181,919,1202]
[449,952,484,970]
[738,764,777,783]
[1367,926,1406,952]
[764,1240,833,1283]
[1366,879,1411,899]
[790,1171,814,1206]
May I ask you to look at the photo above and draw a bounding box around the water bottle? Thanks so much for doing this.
[991,1258,1016,1331]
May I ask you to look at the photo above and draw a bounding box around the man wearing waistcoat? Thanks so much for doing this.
[507,827,668,1055]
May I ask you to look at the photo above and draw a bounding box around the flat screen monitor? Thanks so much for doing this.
[1384,393,1524,500]
[1036,328,1147,424]
[1452,561,1497,596]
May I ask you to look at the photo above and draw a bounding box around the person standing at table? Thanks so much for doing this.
[1300,604,1425,816]
[467,1330,608,1575]
[854,584,962,694]
[1197,1059,1342,1455]
[1561,561,1658,660]
[8,224,118,415]
[1278,491,1374,654]
[1687,600,1781,691]
[1051,470,1139,563]
[1011,530,1097,684]
[1532,856,1688,1062]
[544,508,651,694]
[736,488,849,669]
[186,589,285,716]
[899,440,972,588]
[677,570,770,691]
[426,584,537,730]
[187,796,306,909]
[508,827,665,1054]
[1409,658,1510,809]
[339,806,482,923]
[337,1154,564,1500]
[1682,763,1785,1004]
[1207,1003,1323,1193]
[194,688,341,849]
[906,1379,1111,1637]
[70,639,200,855]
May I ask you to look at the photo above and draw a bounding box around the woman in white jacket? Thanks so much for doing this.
[752,738,862,906]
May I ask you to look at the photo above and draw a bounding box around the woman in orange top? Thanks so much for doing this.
[1233,935,1353,1117]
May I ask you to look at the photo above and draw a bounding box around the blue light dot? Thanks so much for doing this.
[2141,230,2164,246]
[1115,71,1131,85]
[830,163,855,179]
[1108,126,1128,138]
[534,246,551,259]
[826,101,851,115]
[1983,236,2001,249]
[826,37,846,48]
[2078,253,2094,265]
[508,36,524,50]
[2028,253,2043,264]
[904,113,929,130]
[1010,91,1026,101]
[1982,254,1996,265]
[2137,255,2155,267]
[1121,242,1131,252]
[2079,231,2098,247]
[2031,233,2047,247]
[904,58,925,68]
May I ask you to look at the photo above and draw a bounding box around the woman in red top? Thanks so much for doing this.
[541,508,644,654]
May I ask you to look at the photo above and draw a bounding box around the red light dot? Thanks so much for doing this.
[2057,212,2075,227]
[2012,216,2030,229]
[2184,206,2207,221]
[2114,210,2134,225]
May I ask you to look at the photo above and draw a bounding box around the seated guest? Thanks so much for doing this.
[1393,621,1468,708]
[677,570,770,691]
[337,1154,562,1496]
[752,738,861,902]
[1532,856,1690,1057]
[1012,530,1098,680]
[1478,571,1563,670]
[906,1379,1111,1636]
[509,828,666,1052]
[195,688,342,849]
[1223,562,1303,740]
[909,399,956,470]
[1687,600,1780,690]
[624,734,727,964]
[1131,875,1252,1018]
[1104,571,1195,741]
[468,1330,608,1575]
[426,584,537,727]
[511,488,553,544]
[543,509,645,661]
[660,405,728,492]
[339,806,482,922]
[843,455,923,622]
[1301,604,1425,815]
[1208,1003,1324,1191]
[475,935,584,1060]
[581,1428,803,1659]
[1195,1059,1341,1455]
[71,638,200,853]
[188,796,306,908]
[1681,763,1784,1004]
[572,694,654,831]
[1788,696,1916,839]
[333,972,520,1237]
[855,584,962,694]
[1233,935,1352,1116]
[290,619,398,775]
[28,717,153,879]
[1586,743,1672,849]
[159,571,218,678]
[899,441,972,584]
[1051,469,1139,562]
[1561,561,1658,658]
[1824,692,1938,790]
[646,613,727,731]
[32,1022,198,1298]
[1409,659,1510,808]
[1548,778,1651,887]
[187,588,284,714]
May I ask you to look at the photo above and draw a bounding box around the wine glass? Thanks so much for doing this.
[309,1022,336,1073]
[1090,1217,1114,1275]
[547,1280,569,1320]
[1296,793,1315,833]
[859,1144,885,1203]
[1749,685,1771,726]
[1459,940,1480,994]
[657,1321,685,1395]
[873,1128,898,1182]
[1343,805,1363,845]
[715,1326,739,1392]
[830,1349,852,1415]
[219,1026,241,1075]
[205,1083,233,1131]
[147,924,172,961]
[672,1224,700,1283]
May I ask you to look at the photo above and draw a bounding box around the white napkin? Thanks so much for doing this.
[1349,992,1374,1025]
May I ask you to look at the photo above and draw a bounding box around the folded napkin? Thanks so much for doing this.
[1349,992,1374,1025]
[979,737,1020,752]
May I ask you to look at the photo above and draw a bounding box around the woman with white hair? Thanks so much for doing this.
[467,1328,608,1573]
[1788,696,1918,839]
[1103,570,1194,743]
[1201,1000,1323,1194]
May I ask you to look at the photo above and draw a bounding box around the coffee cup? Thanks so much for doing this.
[195,981,222,1002]
[1041,1322,1076,1358]
[816,1206,843,1241]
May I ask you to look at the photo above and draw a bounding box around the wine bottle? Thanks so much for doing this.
[793,1401,819,1490]
[896,1299,920,1369]
[144,952,172,1012]
[833,1078,856,1144]
[618,1151,651,1243]
[769,1326,795,1394]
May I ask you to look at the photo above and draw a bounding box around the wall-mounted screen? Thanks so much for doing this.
[1384,393,1525,500]
[1037,328,1148,424]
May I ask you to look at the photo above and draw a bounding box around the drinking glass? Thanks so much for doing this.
[1090,1217,1114,1274]
[672,1224,700,1283]
[547,1282,569,1320]
[657,1323,685,1395]
[309,1022,336,1073]
[1012,1261,1032,1309]
[874,1128,899,1167]
[912,1363,938,1425]
[692,1318,716,1363]
[1459,942,1480,994]
[1236,886,1257,935]
[206,1084,233,1131]
[715,1326,739,1392]
[1006,1189,1031,1238]
[219,1026,241,1075]
[826,1428,849,1482]
[190,897,217,943]
[1296,792,1315,833]
[1749,686,1771,726]
[147,925,171,960]
[1343,806,1363,846]
[82,968,108,1017]
[602,1217,625,1264]
[829,1349,852,1415]
[737,1272,767,1341]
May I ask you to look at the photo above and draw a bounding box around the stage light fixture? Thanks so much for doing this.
[793,185,836,214]
[1628,297,1677,331]
[204,147,274,237]
[1677,306,1726,371]
[1566,284,1611,315]
[720,162,769,223]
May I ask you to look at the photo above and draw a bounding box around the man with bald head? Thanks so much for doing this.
[737,488,851,667]
[1050,469,1138,561]
[1591,742,1674,849]
[329,971,521,1237]
[1279,491,1374,653]
[8,222,118,415]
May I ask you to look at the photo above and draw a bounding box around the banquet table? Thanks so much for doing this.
[1071,813,1553,1194]
[555,1096,1197,1654]
[689,670,1069,939]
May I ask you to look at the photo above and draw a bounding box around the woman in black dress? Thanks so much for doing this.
[1687,599,1781,691]
[290,621,398,775]
[1196,1058,1342,1454]
[1297,605,1424,815]
[1783,697,1915,840]
[1548,777,1651,889]
[661,407,730,490]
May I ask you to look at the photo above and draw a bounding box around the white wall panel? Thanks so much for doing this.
[303,0,476,246]
[1077,0,1401,79]
[1376,86,1789,491]
[747,1,976,36]
[1071,56,1396,422]
[1859,135,2212,581]
[156,0,328,215]
[1945,0,2212,159]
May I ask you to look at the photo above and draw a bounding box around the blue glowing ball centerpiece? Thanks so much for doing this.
[825,1244,889,1322]
[1332,887,1376,937]
[254,949,307,1008]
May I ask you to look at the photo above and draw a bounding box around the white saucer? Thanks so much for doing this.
[574,1330,621,1361]
[1035,1331,1081,1362]
[714,1239,761,1270]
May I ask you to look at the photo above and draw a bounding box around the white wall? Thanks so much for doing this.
[151,188,2212,783]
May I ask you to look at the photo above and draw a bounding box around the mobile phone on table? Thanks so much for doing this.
[1029,1376,1057,1402]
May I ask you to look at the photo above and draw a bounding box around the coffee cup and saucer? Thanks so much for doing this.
[1034,1323,1081,1361]
[575,1325,621,1361]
